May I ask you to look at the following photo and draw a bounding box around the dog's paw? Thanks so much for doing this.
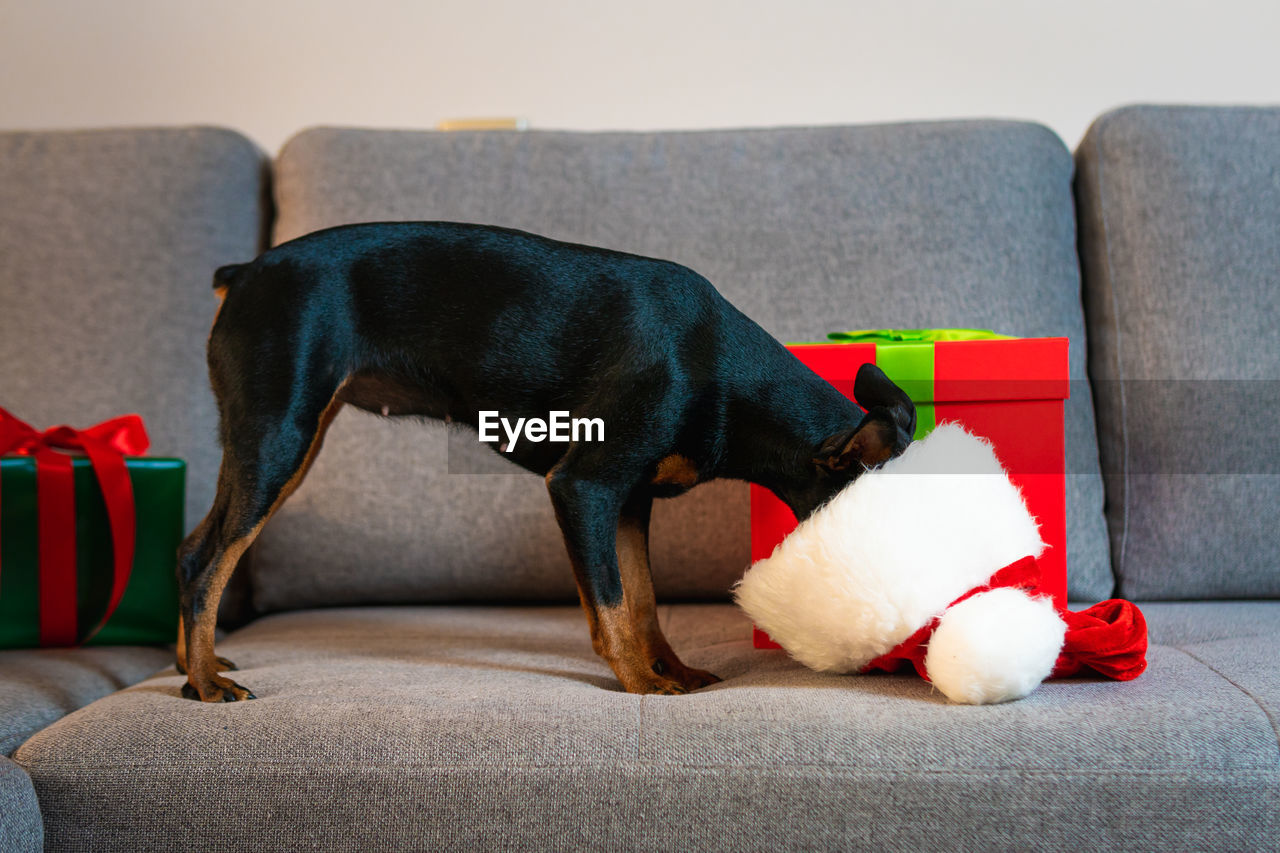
[653,657,721,692]
[622,672,691,696]
[645,678,690,696]
[674,666,722,691]
[181,676,256,703]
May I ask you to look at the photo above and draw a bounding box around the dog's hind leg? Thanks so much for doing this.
[176,391,344,702]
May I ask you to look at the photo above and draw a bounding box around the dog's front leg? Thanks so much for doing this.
[616,492,721,692]
[546,468,690,695]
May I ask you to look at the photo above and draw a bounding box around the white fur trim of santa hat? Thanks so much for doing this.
[734,421,1062,704]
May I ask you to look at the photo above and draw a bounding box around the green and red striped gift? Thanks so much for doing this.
[0,408,183,648]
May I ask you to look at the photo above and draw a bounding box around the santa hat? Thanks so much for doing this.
[734,422,1146,705]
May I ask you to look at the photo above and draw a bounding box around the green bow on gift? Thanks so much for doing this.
[826,328,1014,343]
[813,329,1014,439]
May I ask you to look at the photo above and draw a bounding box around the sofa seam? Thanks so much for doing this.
[1091,113,1132,585]
[1175,644,1280,760]
[18,761,1278,778]
[636,697,646,764]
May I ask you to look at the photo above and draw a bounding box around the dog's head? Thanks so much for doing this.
[789,363,917,520]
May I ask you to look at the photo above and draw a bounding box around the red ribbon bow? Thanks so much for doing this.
[863,555,1148,682]
[0,407,150,646]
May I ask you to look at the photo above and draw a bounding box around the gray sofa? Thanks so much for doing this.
[1,106,1276,851]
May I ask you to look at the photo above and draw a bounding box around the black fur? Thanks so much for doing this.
[179,222,915,699]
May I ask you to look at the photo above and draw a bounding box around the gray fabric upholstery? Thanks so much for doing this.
[0,127,268,541]
[1075,105,1280,599]
[0,127,270,624]
[0,645,171,756]
[17,602,1279,851]
[0,756,42,853]
[1143,600,1280,645]
[253,122,1111,612]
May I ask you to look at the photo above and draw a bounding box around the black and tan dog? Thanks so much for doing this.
[175,222,916,701]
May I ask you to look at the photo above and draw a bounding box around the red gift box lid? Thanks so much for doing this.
[787,336,1069,403]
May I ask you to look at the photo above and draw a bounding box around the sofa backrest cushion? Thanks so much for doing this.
[0,128,269,618]
[1076,105,1280,599]
[254,122,1112,611]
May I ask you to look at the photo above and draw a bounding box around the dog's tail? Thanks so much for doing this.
[212,263,248,297]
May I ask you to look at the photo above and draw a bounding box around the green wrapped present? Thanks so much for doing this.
[0,409,184,648]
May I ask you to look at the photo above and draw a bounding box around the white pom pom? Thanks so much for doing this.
[924,588,1065,705]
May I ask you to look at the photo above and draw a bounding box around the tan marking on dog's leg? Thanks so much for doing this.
[616,513,661,654]
[546,462,689,695]
[590,601,689,695]
[575,587,605,657]
[559,525,685,694]
[184,393,345,702]
[185,525,263,700]
[175,613,194,676]
[565,574,649,690]
[175,612,236,675]
[616,513,721,691]
[176,612,186,673]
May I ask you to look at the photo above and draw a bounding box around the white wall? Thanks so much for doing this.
[1,0,1276,154]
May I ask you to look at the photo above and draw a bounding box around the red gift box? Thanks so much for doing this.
[750,332,1070,649]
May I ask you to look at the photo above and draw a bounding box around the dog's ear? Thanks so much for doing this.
[813,364,917,472]
[853,362,916,440]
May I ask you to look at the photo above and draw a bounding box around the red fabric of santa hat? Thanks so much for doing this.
[735,422,1147,704]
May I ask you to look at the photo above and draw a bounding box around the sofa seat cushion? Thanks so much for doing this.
[0,645,171,756]
[0,756,41,852]
[16,603,1279,851]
